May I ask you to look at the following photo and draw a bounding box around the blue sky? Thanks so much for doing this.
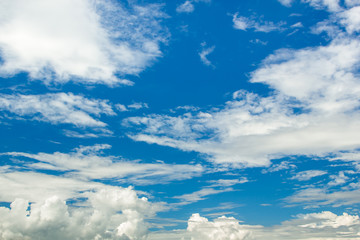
[1,0,360,239]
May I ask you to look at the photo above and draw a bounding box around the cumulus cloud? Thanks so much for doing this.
[0,187,159,240]
[187,214,251,240]
[0,0,167,86]
[149,211,360,239]
[0,92,114,128]
[233,14,284,32]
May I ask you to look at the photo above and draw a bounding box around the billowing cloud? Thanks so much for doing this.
[0,187,159,240]
[0,0,167,86]
[148,211,360,239]
[187,214,251,240]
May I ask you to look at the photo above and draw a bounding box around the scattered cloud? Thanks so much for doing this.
[124,5,360,168]
[149,211,360,239]
[0,0,167,86]
[278,0,294,7]
[116,102,149,112]
[176,1,195,13]
[233,14,285,32]
[199,44,215,67]
[176,0,211,14]
[291,170,327,181]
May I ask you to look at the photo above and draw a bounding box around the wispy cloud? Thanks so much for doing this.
[0,93,114,128]
[233,14,285,32]
[199,44,215,67]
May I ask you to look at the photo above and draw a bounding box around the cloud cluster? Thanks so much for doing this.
[0,0,167,86]
[124,3,360,168]
[0,187,158,240]
[149,211,360,239]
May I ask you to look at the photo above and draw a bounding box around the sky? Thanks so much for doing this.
[1,0,360,239]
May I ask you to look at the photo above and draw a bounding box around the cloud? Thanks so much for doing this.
[0,187,159,240]
[2,144,204,186]
[233,14,285,32]
[187,214,251,240]
[116,102,149,112]
[199,44,215,67]
[173,187,234,206]
[176,0,211,13]
[124,5,360,168]
[176,1,195,13]
[302,0,342,12]
[0,0,167,86]
[291,170,327,181]
[278,0,294,7]
[148,211,360,239]
[0,92,114,128]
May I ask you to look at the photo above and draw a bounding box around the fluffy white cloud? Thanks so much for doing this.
[0,187,159,240]
[0,0,167,86]
[291,170,327,181]
[0,92,114,128]
[187,214,251,240]
[233,14,284,32]
[148,211,360,239]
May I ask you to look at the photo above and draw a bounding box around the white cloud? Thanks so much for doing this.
[0,93,114,128]
[339,6,360,33]
[173,187,234,206]
[149,211,360,239]
[328,171,349,186]
[302,0,342,12]
[176,1,195,13]
[124,32,360,168]
[0,0,167,86]
[345,0,360,7]
[187,214,251,240]
[176,0,211,14]
[291,170,327,181]
[278,0,294,7]
[0,188,159,240]
[199,44,215,67]
[2,144,204,186]
[116,102,149,112]
[233,14,284,32]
